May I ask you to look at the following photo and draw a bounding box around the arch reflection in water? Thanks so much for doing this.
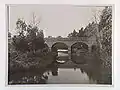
[71,42,88,64]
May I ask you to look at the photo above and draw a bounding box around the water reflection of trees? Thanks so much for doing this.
[75,53,102,83]
[71,44,101,83]
[47,61,59,76]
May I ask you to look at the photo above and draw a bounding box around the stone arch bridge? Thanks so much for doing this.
[44,37,97,59]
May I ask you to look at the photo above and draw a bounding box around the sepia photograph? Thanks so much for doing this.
[7,4,112,85]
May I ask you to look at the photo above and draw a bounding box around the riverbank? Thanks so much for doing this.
[8,50,54,84]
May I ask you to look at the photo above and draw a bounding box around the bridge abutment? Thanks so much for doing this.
[68,47,71,60]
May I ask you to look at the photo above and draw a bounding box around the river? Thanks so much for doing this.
[44,50,98,84]
[46,68,96,84]
[9,49,102,84]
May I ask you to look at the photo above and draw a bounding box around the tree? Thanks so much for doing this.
[84,22,98,38]
[78,27,85,37]
[8,32,11,38]
[12,18,45,52]
[12,19,29,52]
[72,29,78,37]
[57,36,62,39]
[68,29,78,38]
[97,6,112,84]
[16,18,27,37]
[48,36,53,38]
[67,33,72,38]
[99,6,112,56]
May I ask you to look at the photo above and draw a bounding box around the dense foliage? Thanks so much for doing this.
[99,6,112,56]
[98,6,112,84]
[11,19,45,52]
[8,18,54,84]
[67,27,86,38]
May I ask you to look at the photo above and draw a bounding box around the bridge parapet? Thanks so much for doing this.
[44,36,97,52]
[44,37,89,42]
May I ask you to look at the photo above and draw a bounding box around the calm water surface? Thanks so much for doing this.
[47,68,96,84]
[9,49,101,84]
[45,50,97,84]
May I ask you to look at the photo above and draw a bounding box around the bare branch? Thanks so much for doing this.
[29,12,42,27]
[35,17,42,26]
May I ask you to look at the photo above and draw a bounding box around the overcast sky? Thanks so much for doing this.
[9,5,105,37]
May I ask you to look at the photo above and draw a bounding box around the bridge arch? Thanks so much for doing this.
[70,42,88,64]
[51,42,68,50]
[51,42,69,64]
[71,42,89,51]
